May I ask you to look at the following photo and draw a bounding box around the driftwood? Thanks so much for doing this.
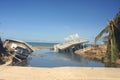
[7,52,22,62]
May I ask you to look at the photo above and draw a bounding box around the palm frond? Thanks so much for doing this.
[94,26,109,44]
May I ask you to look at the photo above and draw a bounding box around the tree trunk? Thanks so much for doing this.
[0,37,6,57]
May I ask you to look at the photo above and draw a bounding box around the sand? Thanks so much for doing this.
[0,66,120,80]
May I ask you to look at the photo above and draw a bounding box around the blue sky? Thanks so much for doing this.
[0,0,120,43]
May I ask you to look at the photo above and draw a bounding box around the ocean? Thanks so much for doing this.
[27,42,58,46]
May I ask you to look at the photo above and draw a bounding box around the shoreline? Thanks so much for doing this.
[1,45,120,80]
[75,45,120,66]
[33,46,53,51]
[32,45,120,66]
[75,45,106,61]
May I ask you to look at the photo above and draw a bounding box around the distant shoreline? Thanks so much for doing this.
[33,46,53,51]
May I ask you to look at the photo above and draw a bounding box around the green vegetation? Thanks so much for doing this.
[94,11,120,63]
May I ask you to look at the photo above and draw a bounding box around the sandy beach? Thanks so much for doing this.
[0,66,120,80]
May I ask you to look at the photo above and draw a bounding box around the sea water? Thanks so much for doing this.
[28,49,104,67]
[27,42,57,46]
[13,42,107,67]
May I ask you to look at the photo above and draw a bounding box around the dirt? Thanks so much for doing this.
[75,45,106,61]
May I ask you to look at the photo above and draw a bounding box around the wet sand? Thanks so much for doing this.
[0,66,120,80]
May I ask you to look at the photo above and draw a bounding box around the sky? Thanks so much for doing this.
[0,0,120,43]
